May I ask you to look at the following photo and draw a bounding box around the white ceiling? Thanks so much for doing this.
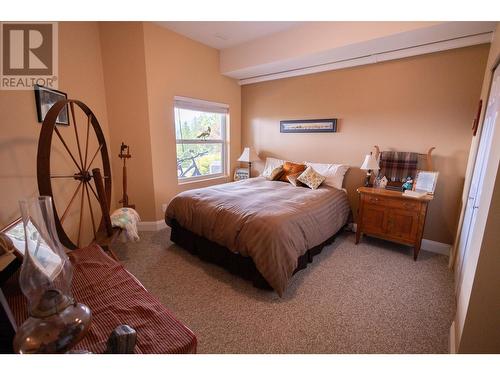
[156,21,302,49]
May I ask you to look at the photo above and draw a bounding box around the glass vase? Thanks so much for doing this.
[13,196,92,354]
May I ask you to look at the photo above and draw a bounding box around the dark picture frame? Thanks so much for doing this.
[34,85,69,125]
[280,119,337,133]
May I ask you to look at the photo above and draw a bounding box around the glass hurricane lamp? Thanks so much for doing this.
[13,196,92,354]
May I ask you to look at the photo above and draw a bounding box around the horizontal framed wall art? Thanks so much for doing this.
[280,118,337,133]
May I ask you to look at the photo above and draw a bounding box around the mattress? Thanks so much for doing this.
[166,177,351,296]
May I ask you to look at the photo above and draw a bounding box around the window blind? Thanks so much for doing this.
[174,96,229,114]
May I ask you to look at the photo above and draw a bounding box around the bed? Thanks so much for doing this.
[166,173,351,296]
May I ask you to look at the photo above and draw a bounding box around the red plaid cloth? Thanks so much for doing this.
[3,245,197,354]
[379,151,418,182]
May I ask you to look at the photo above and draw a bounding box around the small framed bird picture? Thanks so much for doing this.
[234,167,249,181]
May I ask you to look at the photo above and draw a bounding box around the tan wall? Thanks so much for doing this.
[99,22,157,220]
[142,22,241,220]
[95,22,242,222]
[0,22,110,245]
[242,44,490,244]
[1,21,240,235]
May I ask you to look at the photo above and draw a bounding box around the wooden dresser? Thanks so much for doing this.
[355,187,433,260]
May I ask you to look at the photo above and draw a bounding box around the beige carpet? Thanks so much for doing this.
[113,228,455,353]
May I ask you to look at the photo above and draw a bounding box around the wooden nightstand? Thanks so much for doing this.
[355,187,433,260]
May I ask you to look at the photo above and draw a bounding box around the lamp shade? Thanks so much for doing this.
[360,154,379,171]
[237,147,260,163]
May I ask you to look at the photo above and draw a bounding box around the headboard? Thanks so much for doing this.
[372,145,435,187]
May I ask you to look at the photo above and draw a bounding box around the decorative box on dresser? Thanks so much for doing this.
[355,187,433,260]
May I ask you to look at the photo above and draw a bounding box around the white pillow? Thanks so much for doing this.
[304,162,349,190]
[261,157,284,178]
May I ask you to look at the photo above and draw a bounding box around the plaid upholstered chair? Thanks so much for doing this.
[373,145,435,189]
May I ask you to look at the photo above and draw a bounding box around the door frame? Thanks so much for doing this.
[450,57,500,271]
[454,62,500,293]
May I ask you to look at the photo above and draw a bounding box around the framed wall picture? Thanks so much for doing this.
[34,85,69,125]
[414,171,439,194]
[234,167,250,181]
[280,119,337,133]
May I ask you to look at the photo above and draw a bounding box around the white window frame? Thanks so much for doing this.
[174,96,229,183]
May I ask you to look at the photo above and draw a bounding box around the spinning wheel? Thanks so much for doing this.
[37,99,114,250]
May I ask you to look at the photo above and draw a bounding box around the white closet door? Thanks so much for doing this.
[456,65,500,290]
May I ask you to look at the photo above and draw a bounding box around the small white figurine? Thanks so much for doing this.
[379,176,388,189]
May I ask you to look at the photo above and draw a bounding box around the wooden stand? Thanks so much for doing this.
[118,142,135,209]
[356,187,433,260]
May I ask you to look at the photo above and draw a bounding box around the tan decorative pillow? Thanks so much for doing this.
[279,161,307,182]
[287,172,306,187]
[266,166,284,181]
[297,166,326,189]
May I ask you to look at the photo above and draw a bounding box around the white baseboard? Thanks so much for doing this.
[420,239,451,256]
[137,220,167,231]
[351,223,451,256]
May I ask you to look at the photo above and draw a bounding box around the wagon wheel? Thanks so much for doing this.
[37,99,112,250]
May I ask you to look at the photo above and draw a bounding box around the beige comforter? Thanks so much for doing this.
[166,177,351,296]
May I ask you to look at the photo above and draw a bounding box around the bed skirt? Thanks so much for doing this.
[168,219,343,291]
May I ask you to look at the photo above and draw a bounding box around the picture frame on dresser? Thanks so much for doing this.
[414,171,439,194]
[0,218,24,284]
[1,218,23,354]
[234,167,250,181]
[1,218,25,257]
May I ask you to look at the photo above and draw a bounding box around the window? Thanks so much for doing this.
[174,96,228,182]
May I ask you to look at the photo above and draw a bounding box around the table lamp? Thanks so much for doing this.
[360,153,380,187]
[237,147,260,177]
